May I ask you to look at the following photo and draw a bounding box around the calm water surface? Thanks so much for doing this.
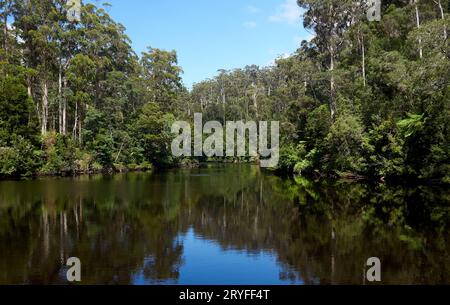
[0,165,448,284]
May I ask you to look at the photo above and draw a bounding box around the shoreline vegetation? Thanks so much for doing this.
[1,158,447,187]
[0,1,449,184]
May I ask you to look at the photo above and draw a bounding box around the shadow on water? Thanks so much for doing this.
[0,164,448,284]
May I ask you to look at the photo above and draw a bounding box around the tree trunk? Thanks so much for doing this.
[329,2,337,120]
[78,116,82,144]
[414,0,423,59]
[252,83,258,120]
[330,47,337,120]
[58,63,63,134]
[361,33,366,87]
[62,78,67,135]
[436,0,447,40]
[221,88,226,125]
[27,80,32,98]
[73,101,78,139]
[41,80,48,135]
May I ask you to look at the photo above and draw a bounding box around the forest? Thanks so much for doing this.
[0,0,448,183]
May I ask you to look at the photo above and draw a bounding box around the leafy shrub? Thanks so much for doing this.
[277,143,306,173]
[294,148,316,175]
[322,114,370,175]
[367,120,405,178]
[0,147,16,176]
[305,104,332,147]
[134,102,177,167]
[0,136,40,177]
[40,132,78,175]
[75,152,95,173]
[92,132,115,170]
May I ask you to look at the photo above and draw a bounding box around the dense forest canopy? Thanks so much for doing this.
[0,0,448,183]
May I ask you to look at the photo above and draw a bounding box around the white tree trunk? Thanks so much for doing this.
[78,115,82,144]
[221,88,226,125]
[41,81,48,135]
[330,47,337,120]
[252,84,258,119]
[58,65,63,134]
[414,0,423,59]
[79,103,85,144]
[435,0,447,40]
[329,2,337,120]
[62,78,67,135]
[73,101,78,139]
[361,34,366,87]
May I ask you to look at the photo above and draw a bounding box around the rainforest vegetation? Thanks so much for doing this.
[0,0,448,183]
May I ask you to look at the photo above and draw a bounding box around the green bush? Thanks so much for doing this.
[0,75,39,144]
[322,114,370,175]
[0,147,17,176]
[0,136,40,177]
[134,102,177,167]
[40,132,78,175]
[75,152,95,173]
[366,120,405,178]
[277,143,306,173]
[92,132,115,170]
[294,148,316,175]
[305,104,332,147]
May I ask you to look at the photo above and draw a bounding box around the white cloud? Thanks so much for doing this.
[269,0,302,26]
[243,21,257,29]
[246,5,261,14]
[266,51,291,66]
[278,52,291,60]
[294,34,314,46]
[294,36,303,45]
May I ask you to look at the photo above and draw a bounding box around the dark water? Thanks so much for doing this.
[0,165,449,285]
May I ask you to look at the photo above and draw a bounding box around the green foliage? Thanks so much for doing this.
[367,120,405,178]
[277,143,306,173]
[92,132,115,170]
[397,113,425,138]
[135,102,176,167]
[294,148,317,175]
[305,104,332,147]
[0,74,38,144]
[322,115,370,175]
[140,47,183,113]
[0,0,447,183]
[0,147,16,176]
[0,136,40,177]
[40,132,78,175]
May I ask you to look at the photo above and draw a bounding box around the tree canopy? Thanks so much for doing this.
[0,0,448,183]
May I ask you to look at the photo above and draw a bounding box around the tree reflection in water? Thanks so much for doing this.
[0,165,448,284]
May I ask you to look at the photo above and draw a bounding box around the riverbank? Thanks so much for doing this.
[1,158,448,189]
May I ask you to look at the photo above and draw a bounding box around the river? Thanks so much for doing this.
[0,165,448,284]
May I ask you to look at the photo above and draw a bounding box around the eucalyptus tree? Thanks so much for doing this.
[297,0,356,120]
[433,0,447,40]
[140,47,183,113]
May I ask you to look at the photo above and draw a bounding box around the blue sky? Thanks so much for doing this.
[88,0,310,88]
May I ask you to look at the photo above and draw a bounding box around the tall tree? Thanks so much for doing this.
[297,0,355,120]
[140,47,183,113]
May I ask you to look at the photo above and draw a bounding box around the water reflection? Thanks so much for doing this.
[0,165,448,284]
